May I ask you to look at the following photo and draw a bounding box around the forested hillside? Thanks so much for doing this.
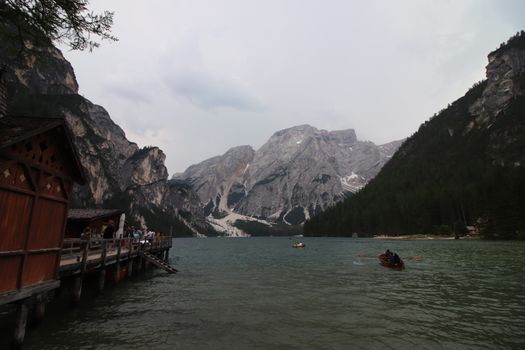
[304,32,525,239]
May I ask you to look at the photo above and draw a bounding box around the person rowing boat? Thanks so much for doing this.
[379,249,404,269]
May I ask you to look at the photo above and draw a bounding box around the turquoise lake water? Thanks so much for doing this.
[15,237,525,349]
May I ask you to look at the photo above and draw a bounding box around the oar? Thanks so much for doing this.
[356,254,377,259]
[406,256,422,261]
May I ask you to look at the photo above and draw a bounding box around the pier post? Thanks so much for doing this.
[32,293,47,324]
[114,263,121,284]
[97,269,106,292]
[73,240,89,304]
[81,239,89,273]
[137,255,143,273]
[127,259,133,277]
[54,284,63,298]
[98,240,107,292]
[33,302,45,323]
[73,276,83,304]
[136,243,143,274]
[12,303,28,349]
[113,239,122,284]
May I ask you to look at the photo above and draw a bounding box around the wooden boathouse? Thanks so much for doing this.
[0,116,177,347]
[0,116,85,299]
[0,116,85,346]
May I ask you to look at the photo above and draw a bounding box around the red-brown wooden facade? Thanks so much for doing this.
[0,116,84,304]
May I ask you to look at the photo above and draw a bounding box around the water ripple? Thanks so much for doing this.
[18,238,525,350]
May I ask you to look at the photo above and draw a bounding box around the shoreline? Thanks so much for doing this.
[373,234,481,240]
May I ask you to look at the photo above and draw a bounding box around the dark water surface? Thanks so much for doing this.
[19,238,525,349]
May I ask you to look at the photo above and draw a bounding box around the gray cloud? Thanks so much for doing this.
[64,0,525,174]
[106,82,152,104]
[165,69,263,111]
[160,36,264,111]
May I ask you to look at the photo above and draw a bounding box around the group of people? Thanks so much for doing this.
[80,220,162,245]
[125,226,162,244]
[384,249,401,264]
[80,220,116,240]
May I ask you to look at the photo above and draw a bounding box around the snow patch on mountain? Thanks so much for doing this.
[340,172,366,193]
[206,211,272,237]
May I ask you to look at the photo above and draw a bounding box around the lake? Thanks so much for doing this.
[17,237,525,349]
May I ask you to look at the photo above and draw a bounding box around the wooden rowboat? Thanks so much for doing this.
[379,254,404,269]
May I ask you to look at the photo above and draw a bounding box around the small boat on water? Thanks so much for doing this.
[292,242,305,248]
[379,253,404,269]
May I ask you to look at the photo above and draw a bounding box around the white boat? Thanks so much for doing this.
[292,242,305,248]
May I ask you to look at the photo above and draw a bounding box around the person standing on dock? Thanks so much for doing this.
[103,220,115,239]
[81,227,92,240]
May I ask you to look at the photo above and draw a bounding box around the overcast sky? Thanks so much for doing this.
[62,0,525,174]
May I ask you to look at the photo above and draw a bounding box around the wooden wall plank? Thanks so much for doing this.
[0,189,33,251]
[21,253,57,287]
[27,199,66,250]
[0,257,22,293]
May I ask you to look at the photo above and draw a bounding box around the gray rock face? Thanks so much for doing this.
[177,125,403,224]
[466,37,525,168]
[469,47,525,124]
[1,40,79,96]
[181,145,255,212]
[1,35,211,236]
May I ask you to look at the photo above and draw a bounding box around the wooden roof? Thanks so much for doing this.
[68,208,124,221]
[0,115,86,184]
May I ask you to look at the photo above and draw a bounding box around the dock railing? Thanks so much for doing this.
[60,236,172,274]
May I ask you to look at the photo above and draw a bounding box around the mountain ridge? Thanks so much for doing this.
[175,124,403,233]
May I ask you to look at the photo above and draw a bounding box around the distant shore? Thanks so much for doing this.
[373,234,481,240]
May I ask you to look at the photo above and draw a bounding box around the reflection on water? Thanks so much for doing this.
[16,238,525,349]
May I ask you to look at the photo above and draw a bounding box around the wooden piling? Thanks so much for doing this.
[98,240,108,292]
[137,246,143,273]
[127,260,133,277]
[73,240,89,303]
[12,303,29,349]
[97,269,106,292]
[127,238,133,277]
[113,239,122,284]
[33,302,46,323]
[72,276,83,304]
[32,293,47,325]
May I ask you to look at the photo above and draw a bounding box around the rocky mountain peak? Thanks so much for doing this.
[327,129,358,145]
[178,145,255,207]
[223,145,255,161]
[1,37,79,98]
[469,31,525,125]
[178,124,403,231]
[272,124,317,136]
[260,124,317,155]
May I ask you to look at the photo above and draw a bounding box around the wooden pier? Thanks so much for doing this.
[59,237,174,301]
[60,237,173,276]
[2,236,175,348]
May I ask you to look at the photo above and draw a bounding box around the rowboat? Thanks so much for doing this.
[379,254,404,269]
